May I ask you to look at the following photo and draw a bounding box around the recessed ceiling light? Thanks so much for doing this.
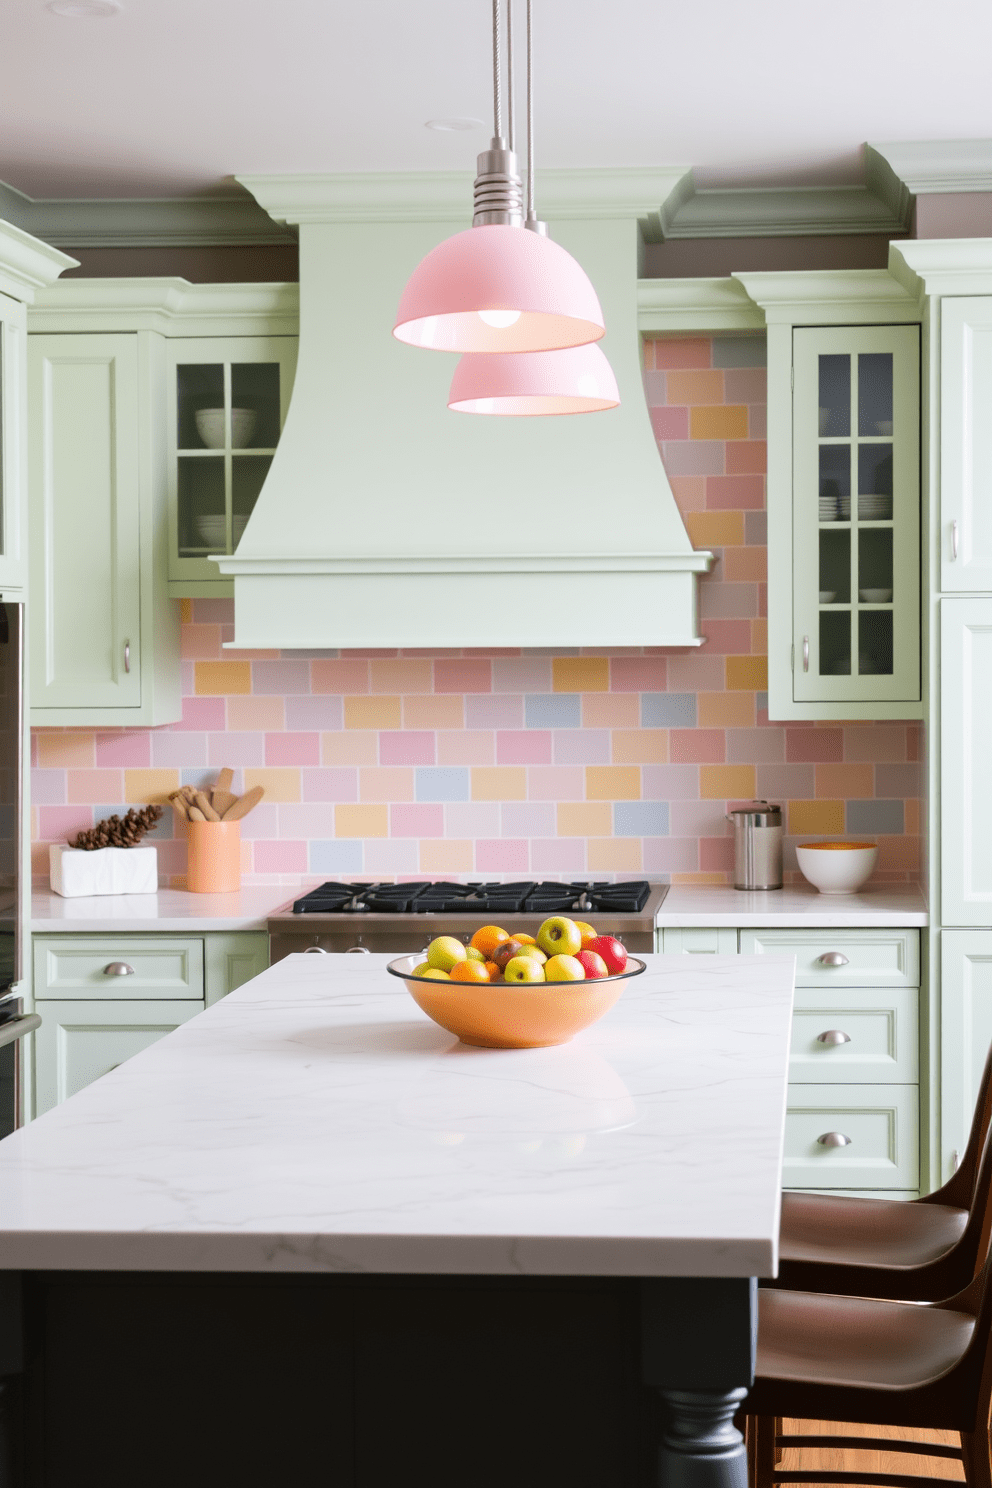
[424,118,484,132]
[47,0,121,15]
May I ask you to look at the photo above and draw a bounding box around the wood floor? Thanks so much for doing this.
[780,1420,965,1483]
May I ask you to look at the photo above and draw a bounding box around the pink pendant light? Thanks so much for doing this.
[448,343,620,415]
[393,0,606,355]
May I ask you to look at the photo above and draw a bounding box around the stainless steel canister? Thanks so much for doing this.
[726,802,783,890]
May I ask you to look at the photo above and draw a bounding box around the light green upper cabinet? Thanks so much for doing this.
[940,296,992,590]
[792,325,920,707]
[940,597,992,926]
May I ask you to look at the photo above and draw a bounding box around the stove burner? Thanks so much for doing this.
[291,879,653,915]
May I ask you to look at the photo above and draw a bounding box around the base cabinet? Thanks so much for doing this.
[35,999,201,1114]
[940,929,992,1179]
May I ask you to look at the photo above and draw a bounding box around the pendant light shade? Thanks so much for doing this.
[393,224,606,353]
[448,343,620,416]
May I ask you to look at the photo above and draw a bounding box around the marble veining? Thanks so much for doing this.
[0,954,795,1275]
[657,883,927,927]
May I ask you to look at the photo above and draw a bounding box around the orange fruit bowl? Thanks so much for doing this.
[385,953,646,1049]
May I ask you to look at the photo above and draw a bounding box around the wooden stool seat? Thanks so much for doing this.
[780,1191,968,1269]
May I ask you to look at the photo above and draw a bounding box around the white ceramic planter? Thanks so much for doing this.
[50,845,158,898]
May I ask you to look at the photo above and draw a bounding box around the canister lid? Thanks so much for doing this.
[727,800,782,826]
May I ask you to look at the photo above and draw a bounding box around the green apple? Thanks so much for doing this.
[514,943,547,964]
[426,936,467,973]
[464,945,486,962]
[544,954,586,982]
[503,956,546,984]
[537,915,582,958]
[413,964,450,980]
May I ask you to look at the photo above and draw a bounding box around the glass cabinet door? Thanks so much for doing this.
[793,325,919,704]
[167,336,297,591]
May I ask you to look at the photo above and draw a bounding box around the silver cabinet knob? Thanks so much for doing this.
[345,946,371,955]
[103,962,134,976]
[817,1029,852,1045]
[817,1132,852,1147]
[124,641,131,674]
[816,951,849,968]
[301,946,327,955]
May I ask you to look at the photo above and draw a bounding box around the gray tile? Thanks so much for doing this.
[415,767,470,802]
[614,801,670,836]
[712,335,767,368]
[745,511,768,546]
[642,692,697,727]
[847,799,904,835]
[309,839,363,873]
[525,693,581,729]
[874,763,923,798]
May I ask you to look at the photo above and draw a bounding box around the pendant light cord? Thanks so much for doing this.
[526,0,536,223]
[492,0,504,143]
[506,0,515,151]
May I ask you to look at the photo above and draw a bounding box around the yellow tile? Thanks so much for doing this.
[700,765,756,800]
[666,369,724,404]
[403,695,464,729]
[726,655,768,691]
[179,598,193,624]
[684,511,745,549]
[343,695,402,730]
[226,695,286,732]
[359,767,415,802]
[585,766,641,800]
[321,731,378,766]
[336,803,388,838]
[242,767,301,802]
[588,838,643,871]
[471,767,527,801]
[36,731,96,769]
[698,691,755,727]
[420,839,474,873]
[557,802,612,836]
[195,660,252,695]
[124,769,180,804]
[552,656,609,693]
[690,405,748,440]
[370,658,433,694]
[751,618,768,654]
[611,729,668,764]
[789,800,845,835]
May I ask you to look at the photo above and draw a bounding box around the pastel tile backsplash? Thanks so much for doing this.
[30,333,923,888]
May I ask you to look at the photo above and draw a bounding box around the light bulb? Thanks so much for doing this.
[477,309,521,329]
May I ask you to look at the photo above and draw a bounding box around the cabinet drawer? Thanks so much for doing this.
[34,937,204,1000]
[660,928,739,955]
[740,928,919,987]
[790,987,918,1083]
[783,1084,919,1190]
[34,999,202,1115]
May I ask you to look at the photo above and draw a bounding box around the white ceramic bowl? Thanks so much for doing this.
[859,587,893,602]
[194,407,257,450]
[875,420,893,435]
[796,842,878,894]
[819,590,837,603]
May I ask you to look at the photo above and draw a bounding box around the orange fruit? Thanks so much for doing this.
[449,959,494,984]
[484,961,501,982]
[470,924,510,956]
[513,932,537,945]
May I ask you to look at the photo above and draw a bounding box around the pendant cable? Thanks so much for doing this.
[492,0,504,144]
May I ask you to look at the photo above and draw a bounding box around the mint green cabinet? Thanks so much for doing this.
[203,931,269,1006]
[35,999,202,1114]
[940,598,992,926]
[940,297,992,589]
[940,930,992,1185]
[658,927,738,954]
[0,292,27,597]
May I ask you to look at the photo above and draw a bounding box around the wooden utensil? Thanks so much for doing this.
[221,786,264,821]
[188,806,207,822]
[192,791,221,822]
[211,769,237,817]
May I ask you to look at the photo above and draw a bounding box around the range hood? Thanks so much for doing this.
[219,171,712,649]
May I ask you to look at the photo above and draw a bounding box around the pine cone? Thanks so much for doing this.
[70,804,164,851]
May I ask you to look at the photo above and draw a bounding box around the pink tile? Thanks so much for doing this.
[699,582,758,620]
[843,726,908,763]
[500,801,556,837]
[669,799,731,837]
[278,804,340,838]
[907,724,923,762]
[651,339,712,370]
[700,836,735,871]
[727,727,785,764]
[265,732,320,766]
[364,839,421,874]
[152,732,207,767]
[445,802,500,837]
[531,837,586,872]
[434,658,492,693]
[254,840,308,874]
[311,658,370,694]
[642,369,667,403]
[193,598,235,623]
[698,620,753,654]
[755,763,815,798]
[476,839,529,872]
[671,729,726,763]
[748,404,767,439]
[582,692,640,729]
[643,837,700,873]
[67,769,124,803]
[359,767,415,802]
[175,695,225,731]
[154,838,187,878]
[465,695,523,730]
[497,730,552,765]
[706,475,765,510]
[666,654,726,691]
[552,730,610,765]
[669,476,708,512]
[642,764,700,798]
[380,731,436,766]
[251,659,311,695]
[180,624,223,660]
[31,769,66,805]
[726,441,767,475]
[650,406,689,440]
[493,656,552,693]
[786,728,843,763]
[227,696,286,732]
[38,805,95,842]
[238,803,280,839]
[95,732,151,768]
[207,733,265,766]
[301,768,358,802]
[391,803,445,837]
[661,441,725,477]
[437,731,495,766]
[527,766,585,800]
[610,656,668,692]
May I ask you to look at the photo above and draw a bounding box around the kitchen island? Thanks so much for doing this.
[0,952,795,1488]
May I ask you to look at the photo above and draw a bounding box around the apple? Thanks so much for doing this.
[544,954,585,982]
[514,944,547,965]
[426,935,468,973]
[585,935,627,975]
[492,937,528,971]
[413,964,450,981]
[464,945,487,962]
[503,955,546,983]
[576,950,609,979]
[513,933,537,945]
[537,915,582,958]
[573,920,597,939]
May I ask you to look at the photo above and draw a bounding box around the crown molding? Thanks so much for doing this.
[733,268,919,325]
[637,277,765,333]
[657,177,911,240]
[27,277,299,335]
[889,238,992,299]
[868,139,992,195]
[0,180,296,248]
[0,218,77,302]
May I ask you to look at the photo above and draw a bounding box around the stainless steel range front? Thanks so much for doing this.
[268,880,667,962]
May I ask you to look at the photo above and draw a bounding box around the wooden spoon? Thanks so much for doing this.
[221,786,264,821]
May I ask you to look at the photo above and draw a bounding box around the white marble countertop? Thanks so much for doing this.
[0,952,795,1276]
[30,886,289,933]
[657,883,928,927]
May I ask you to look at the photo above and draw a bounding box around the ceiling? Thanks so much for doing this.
[4,0,992,200]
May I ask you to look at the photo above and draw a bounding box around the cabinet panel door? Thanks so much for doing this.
[789,987,919,1084]
[782,1084,919,1189]
[203,931,268,1006]
[34,998,202,1114]
[659,928,738,955]
[0,294,27,593]
[941,297,992,590]
[34,936,204,1000]
[940,930,992,1183]
[740,927,920,986]
[940,598,992,924]
[28,334,141,709]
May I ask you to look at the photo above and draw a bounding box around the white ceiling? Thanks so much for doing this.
[5,0,992,200]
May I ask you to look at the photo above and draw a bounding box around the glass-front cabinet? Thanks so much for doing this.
[166,337,297,593]
[792,325,919,705]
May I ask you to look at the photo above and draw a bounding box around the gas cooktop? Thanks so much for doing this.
[290,880,655,916]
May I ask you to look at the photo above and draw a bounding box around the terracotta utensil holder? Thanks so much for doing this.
[187,820,241,893]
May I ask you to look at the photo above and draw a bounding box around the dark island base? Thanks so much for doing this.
[0,1271,756,1488]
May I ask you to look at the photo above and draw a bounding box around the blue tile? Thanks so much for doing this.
[525,694,581,729]
[712,335,767,368]
[614,801,670,836]
[181,767,215,790]
[641,693,697,727]
[309,839,363,873]
[846,799,904,835]
[756,692,768,714]
[415,767,469,802]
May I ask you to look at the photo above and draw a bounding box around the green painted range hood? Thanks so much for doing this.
[219,171,712,649]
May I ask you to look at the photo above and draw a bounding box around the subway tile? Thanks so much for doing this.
[726,727,785,764]
[415,767,470,802]
[756,763,815,799]
[359,767,415,802]
[364,839,421,874]
[650,406,689,440]
[475,839,529,873]
[180,624,223,660]
[195,661,251,696]
[642,764,700,799]
[472,767,527,801]
[336,803,388,838]
[786,728,843,763]
[497,730,552,765]
[252,840,309,875]
[691,405,747,441]
[671,728,725,764]
[700,764,756,800]
[642,368,667,403]
[465,694,523,730]
[321,731,378,766]
[38,732,96,769]
[437,730,495,766]
[243,767,301,802]
[586,766,641,800]
[175,695,225,732]
[745,510,768,546]
[588,838,643,872]
[445,802,501,838]
[123,768,178,803]
[700,836,735,872]
[669,475,708,512]
[661,440,725,477]
[391,803,445,838]
[31,769,66,805]
[842,725,908,763]
[669,799,732,838]
[527,766,585,800]
[340,649,399,659]
[847,799,905,836]
[525,693,581,729]
[558,802,612,837]
[610,729,668,764]
[651,338,712,370]
[379,731,436,767]
[95,732,151,769]
[370,658,433,694]
[643,837,700,873]
[642,692,697,727]
[434,658,492,693]
[247,659,309,695]
[726,655,768,691]
[610,656,668,692]
[302,768,358,803]
[614,801,669,836]
[206,732,266,767]
[531,838,587,873]
[228,695,286,732]
[38,805,95,844]
[712,336,766,369]
[789,800,845,835]
[582,692,640,728]
[493,656,552,693]
[266,732,320,767]
[553,656,609,693]
[344,696,402,731]
[404,695,465,730]
[309,839,364,874]
[278,804,340,839]
[501,801,556,837]
[311,658,369,694]
[815,762,874,799]
[706,475,765,511]
[666,369,724,404]
[725,441,767,475]
[178,768,215,793]
[684,511,745,548]
[667,654,726,692]
[700,619,754,654]
[699,582,758,620]
[239,804,280,840]
[193,598,235,624]
[554,729,610,765]
[724,368,768,403]
[68,770,124,804]
[419,839,474,874]
[748,403,768,440]
[697,691,754,727]
[876,836,921,873]
[874,762,923,797]
[284,695,342,731]
[723,546,767,582]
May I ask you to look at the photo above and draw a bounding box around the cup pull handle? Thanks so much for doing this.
[301,946,327,955]
[345,946,371,955]
[951,519,959,561]
[816,951,849,968]
[817,1132,852,1148]
[802,635,810,672]
[103,962,135,976]
[124,641,130,674]
[817,1029,852,1045]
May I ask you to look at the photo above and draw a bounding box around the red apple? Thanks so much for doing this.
[585,935,627,975]
[576,949,609,979]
